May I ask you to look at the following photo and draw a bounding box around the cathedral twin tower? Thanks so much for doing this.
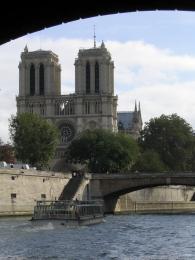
[17,41,119,157]
[17,41,142,159]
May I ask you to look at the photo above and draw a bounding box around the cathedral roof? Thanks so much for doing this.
[117,112,134,129]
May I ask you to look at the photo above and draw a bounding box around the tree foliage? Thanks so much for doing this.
[66,129,139,173]
[9,113,59,168]
[139,114,194,172]
[133,149,167,173]
[0,143,16,163]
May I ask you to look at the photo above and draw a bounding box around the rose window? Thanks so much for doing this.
[60,124,74,143]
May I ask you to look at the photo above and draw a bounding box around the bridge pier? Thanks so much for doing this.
[103,195,119,214]
[88,178,117,213]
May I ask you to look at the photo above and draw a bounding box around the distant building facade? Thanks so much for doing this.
[16,42,142,162]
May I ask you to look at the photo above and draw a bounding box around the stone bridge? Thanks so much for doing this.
[89,172,195,212]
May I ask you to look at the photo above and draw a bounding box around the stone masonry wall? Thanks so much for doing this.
[1,169,195,216]
[0,169,71,216]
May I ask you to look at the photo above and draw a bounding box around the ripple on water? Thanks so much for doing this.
[24,222,54,232]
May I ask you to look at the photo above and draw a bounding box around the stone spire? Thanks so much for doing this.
[93,25,96,48]
[132,100,142,136]
[101,40,105,48]
[138,101,143,126]
[134,100,137,112]
[24,45,28,53]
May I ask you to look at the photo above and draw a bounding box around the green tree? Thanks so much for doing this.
[0,138,3,161]
[66,129,139,173]
[139,114,194,171]
[0,143,16,163]
[9,113,59,168]
[187,137,195,171]
[133,149,167,172]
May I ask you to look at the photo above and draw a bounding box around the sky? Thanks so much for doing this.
[1,10,195,142]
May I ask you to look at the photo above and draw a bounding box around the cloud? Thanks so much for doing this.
[1,36,195,142]
[118,81,195,125]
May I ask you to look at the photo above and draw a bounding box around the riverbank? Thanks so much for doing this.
[1,169,195,216]
[2,201,195,217]
[115,201,195,214]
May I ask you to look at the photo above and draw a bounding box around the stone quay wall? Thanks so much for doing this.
[0,169,71,216]
[1,169,195,216]
[115,195,195,214]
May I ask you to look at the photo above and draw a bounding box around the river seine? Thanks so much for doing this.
[0,214,195,259]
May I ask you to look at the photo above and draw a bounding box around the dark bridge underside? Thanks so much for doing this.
[2,1,195,46]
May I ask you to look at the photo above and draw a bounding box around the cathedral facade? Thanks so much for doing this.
[16,42,142,161]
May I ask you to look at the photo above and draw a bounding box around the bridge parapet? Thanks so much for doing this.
[89,172,195,199]
[91,172,195,180]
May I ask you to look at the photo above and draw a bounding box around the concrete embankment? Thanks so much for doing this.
[115,200,195,214]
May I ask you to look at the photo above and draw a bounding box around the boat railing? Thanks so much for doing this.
[75,204,104,217]
[36,200,103,206]
[33,199,104,220]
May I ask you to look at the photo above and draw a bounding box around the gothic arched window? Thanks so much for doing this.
[95,61,99,93]
[30,64,35,96]
[86,61,90,94]
[39,63,44,95]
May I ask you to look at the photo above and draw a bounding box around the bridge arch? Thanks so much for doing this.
[102,174,195,197]
[2,2,195,45]
[91,173,195,212]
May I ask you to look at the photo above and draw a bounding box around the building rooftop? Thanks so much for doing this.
[117,111,134,129]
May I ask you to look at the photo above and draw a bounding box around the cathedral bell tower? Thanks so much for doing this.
[74,41,117,132]
[74,41,114,95]
[17,46,61,115]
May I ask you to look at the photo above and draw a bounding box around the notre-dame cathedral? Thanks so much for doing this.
[16,41,142,168]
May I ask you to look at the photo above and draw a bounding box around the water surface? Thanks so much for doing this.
[0,214,195,259]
